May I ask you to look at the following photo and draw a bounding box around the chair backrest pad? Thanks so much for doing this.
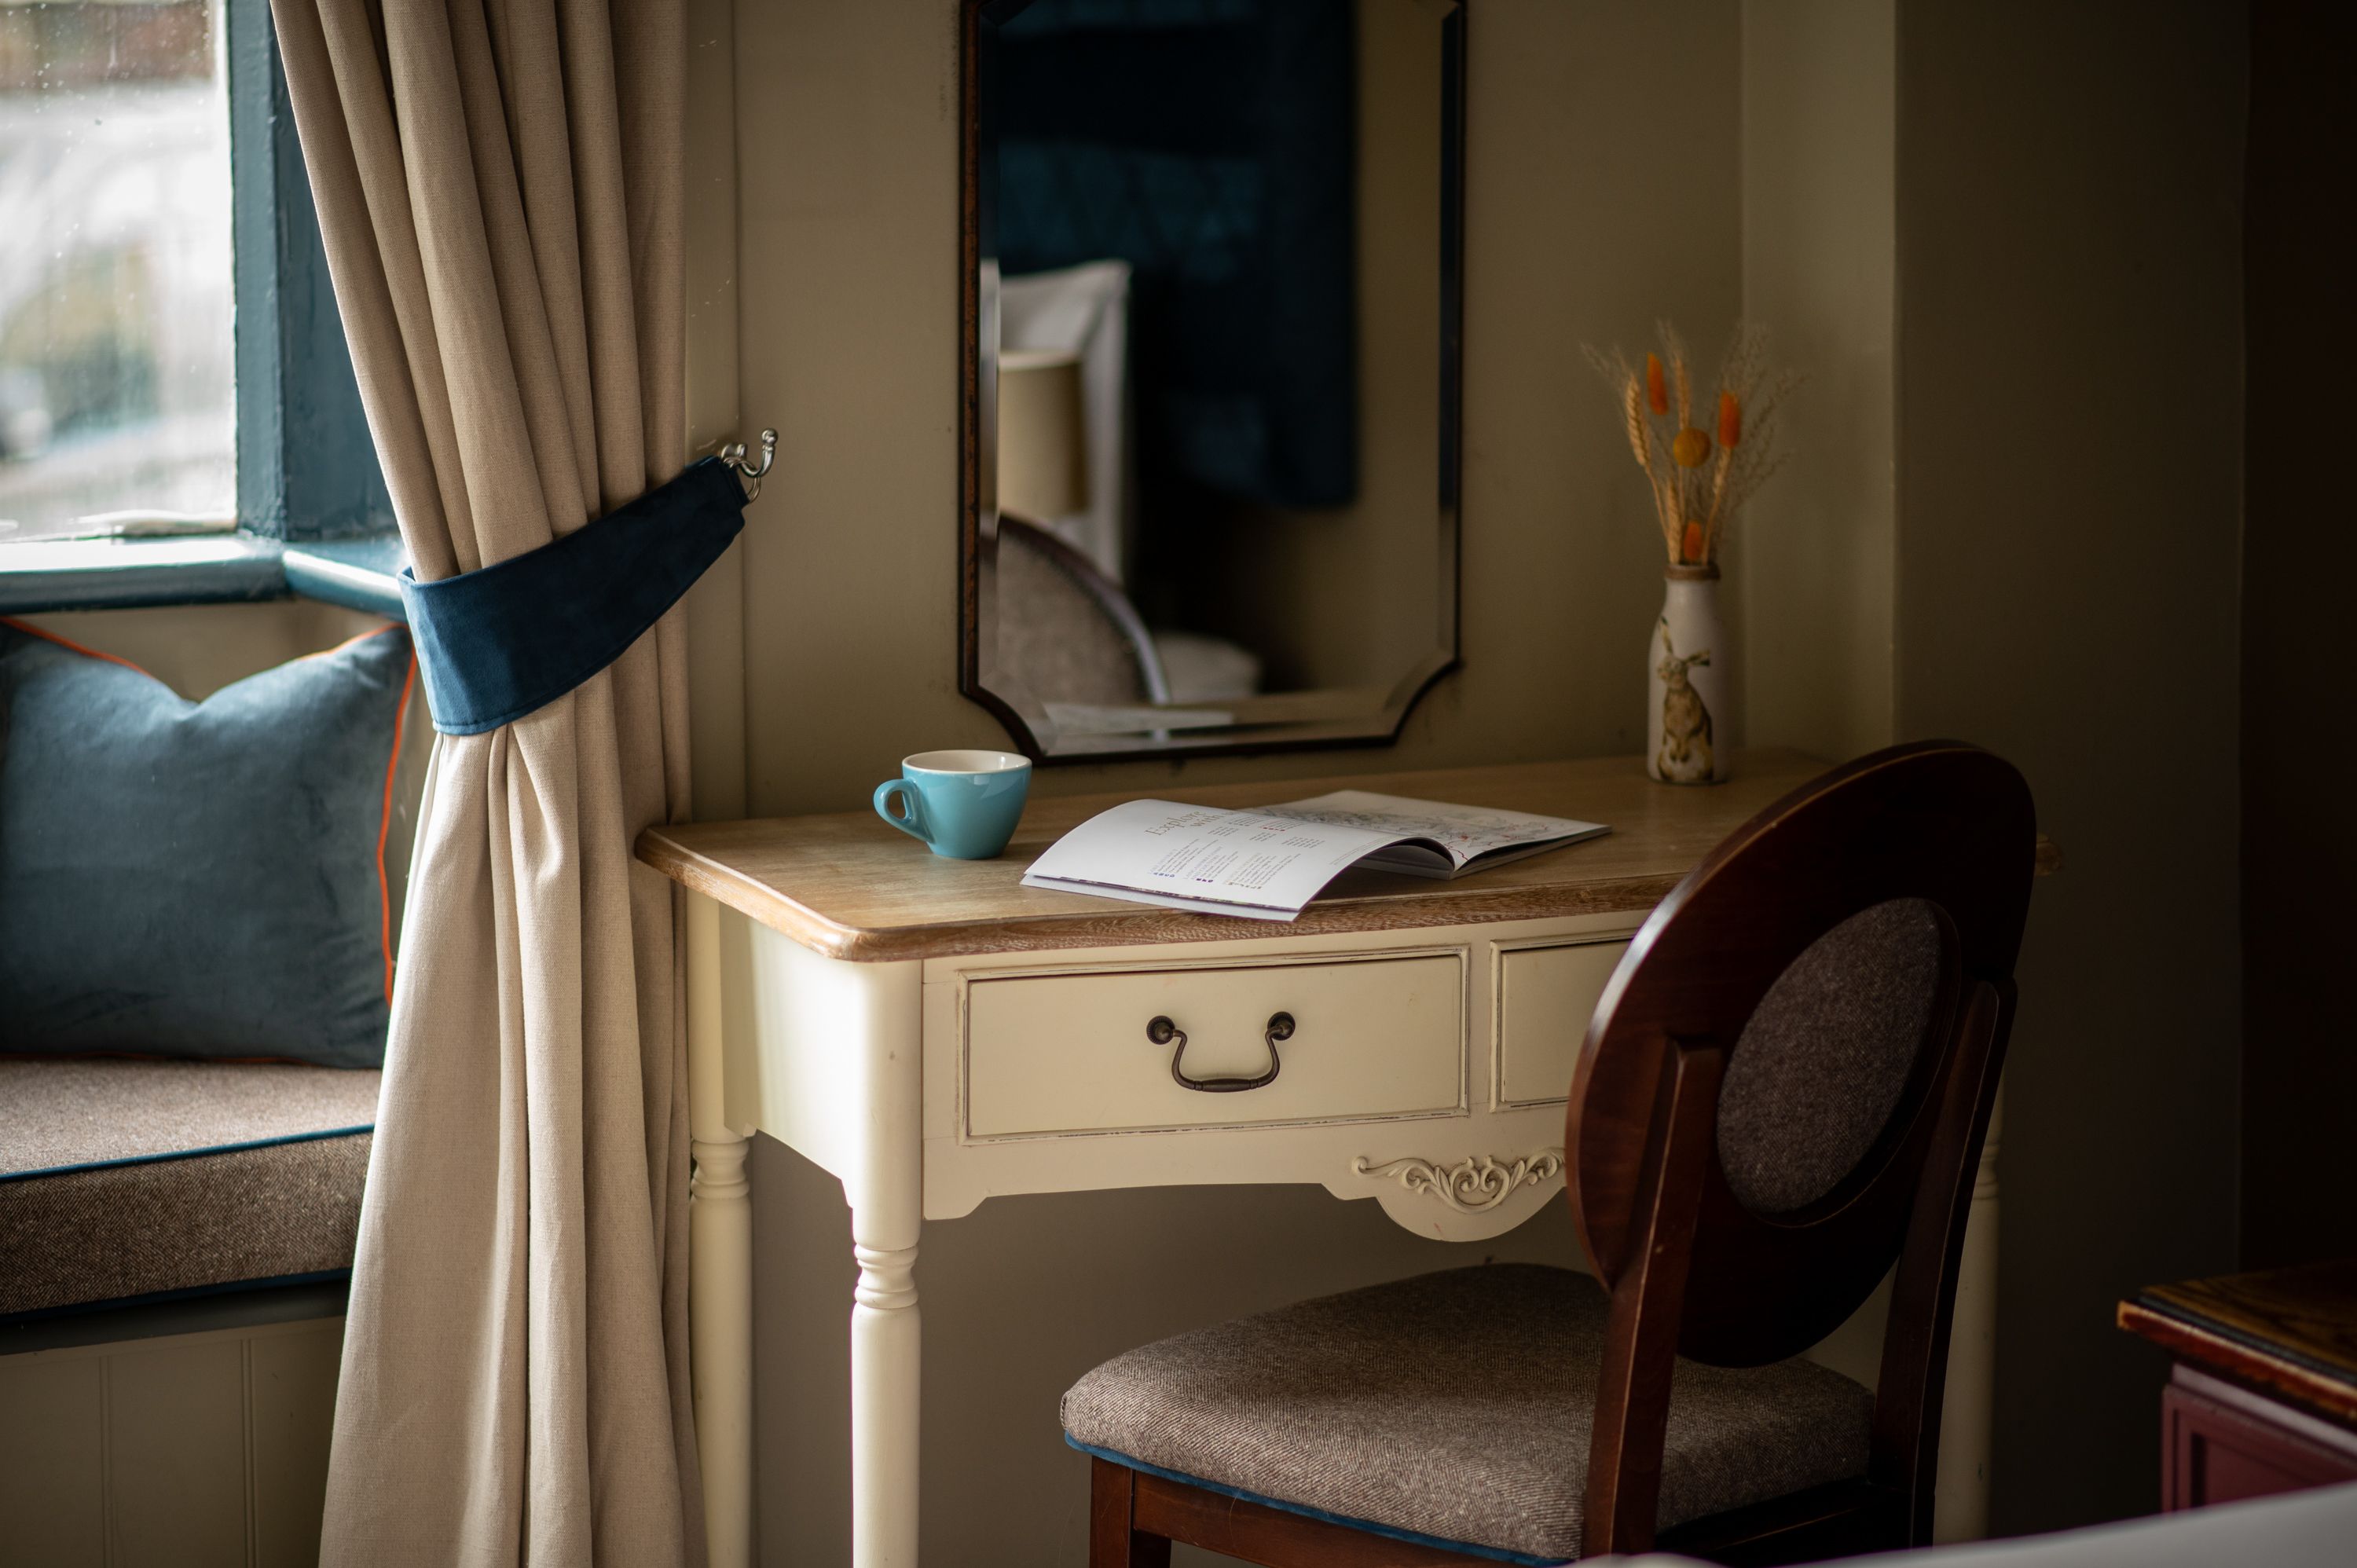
[1717,896,1948,1218]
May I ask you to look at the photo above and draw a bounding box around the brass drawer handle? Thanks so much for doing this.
[1149,1012,1294,1093]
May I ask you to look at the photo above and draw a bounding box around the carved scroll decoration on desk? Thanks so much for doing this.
[1351,1149,1567,1214]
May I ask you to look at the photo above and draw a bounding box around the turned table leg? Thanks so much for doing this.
[845,958,926,1568]
[688,895,754,1568]
[851,1213,922,1567]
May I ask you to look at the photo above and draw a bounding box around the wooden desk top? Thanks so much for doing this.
[638,747,2058,964]
[2119,1259,2357,1426]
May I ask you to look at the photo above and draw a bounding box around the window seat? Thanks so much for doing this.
[0,1059,378,1321]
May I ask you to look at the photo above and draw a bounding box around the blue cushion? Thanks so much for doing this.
[0,620,415,1067]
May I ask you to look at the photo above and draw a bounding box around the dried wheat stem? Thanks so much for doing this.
[1703,445,1733,559]
[1622,374,1679,558]
[1621,376,1651,469]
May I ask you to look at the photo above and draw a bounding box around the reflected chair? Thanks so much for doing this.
[1063,742,2037,1565]
[992,515,1171,711]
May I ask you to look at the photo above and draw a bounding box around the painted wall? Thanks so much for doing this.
[1734,0,1896,764]
[1892,0,2247,1535]
[725,2,1741,1561]
[2240,0,2357,1272]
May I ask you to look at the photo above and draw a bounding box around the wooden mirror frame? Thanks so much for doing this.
[957,0,1467,764]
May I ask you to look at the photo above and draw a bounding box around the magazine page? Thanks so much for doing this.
[1019,799,1431,919]
[1265,791,1607,870]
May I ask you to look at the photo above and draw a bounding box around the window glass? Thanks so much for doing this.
[0,0,233,544]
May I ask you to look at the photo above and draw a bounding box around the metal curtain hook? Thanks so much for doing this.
[716,427,778,501]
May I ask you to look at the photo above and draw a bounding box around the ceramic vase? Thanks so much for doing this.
[1648,565,1730,784]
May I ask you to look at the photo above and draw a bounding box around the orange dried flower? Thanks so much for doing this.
[1717,390,1741,448]
[1672,427,1712,467]
[1646,354,1669,416]
[1682,520,1706,563]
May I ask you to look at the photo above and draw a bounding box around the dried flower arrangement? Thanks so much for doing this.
[1584,323,1800,569]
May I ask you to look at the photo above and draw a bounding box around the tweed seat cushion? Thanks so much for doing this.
[0,1058,378,1318]
[1061,1264,1872,1564]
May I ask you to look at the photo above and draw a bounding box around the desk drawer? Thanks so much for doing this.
[964,954,1464,1138]
[1495,940,1629,1105]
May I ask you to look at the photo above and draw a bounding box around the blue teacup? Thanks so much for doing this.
[872,749,1032,859]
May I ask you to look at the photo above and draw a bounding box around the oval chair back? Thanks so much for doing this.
[1566,740,2036,1555]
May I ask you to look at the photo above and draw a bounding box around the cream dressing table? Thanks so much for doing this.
[638,749,2055,1568]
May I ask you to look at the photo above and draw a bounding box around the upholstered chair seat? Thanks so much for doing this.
[1062,1263,1873,1564]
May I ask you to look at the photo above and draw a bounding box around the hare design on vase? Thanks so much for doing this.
[1652,620,1717,785]
[1647,562,1728,784]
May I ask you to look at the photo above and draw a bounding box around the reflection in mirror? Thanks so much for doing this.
[962,0,1464,760]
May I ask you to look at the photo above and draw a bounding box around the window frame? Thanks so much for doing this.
[0,0,403,617]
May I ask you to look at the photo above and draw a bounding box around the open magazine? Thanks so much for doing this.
[1020,790,1610,921]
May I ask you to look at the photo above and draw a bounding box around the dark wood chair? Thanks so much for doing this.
[1065,742,2038,1566]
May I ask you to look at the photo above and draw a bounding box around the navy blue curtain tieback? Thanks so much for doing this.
[400,456,749,735]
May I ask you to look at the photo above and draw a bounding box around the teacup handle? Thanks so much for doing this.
[873,779,932,845]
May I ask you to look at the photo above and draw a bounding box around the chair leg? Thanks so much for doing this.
[1091,1457,1174,1567]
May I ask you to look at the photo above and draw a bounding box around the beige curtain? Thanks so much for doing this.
[268,1,702,1562]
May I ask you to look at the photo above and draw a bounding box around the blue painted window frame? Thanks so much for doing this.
[226,0,388,546]
[0,0,405,620]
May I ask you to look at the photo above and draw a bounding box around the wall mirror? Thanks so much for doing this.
[961,0,1465,761]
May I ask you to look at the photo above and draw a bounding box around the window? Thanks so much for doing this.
[0,0,390,607]
[0,0,235,543]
